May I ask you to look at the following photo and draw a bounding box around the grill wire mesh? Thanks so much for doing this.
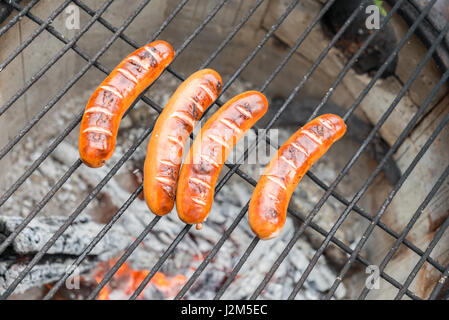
[0,0,448,300]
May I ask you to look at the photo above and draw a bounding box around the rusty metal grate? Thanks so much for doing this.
[0,0,448,300]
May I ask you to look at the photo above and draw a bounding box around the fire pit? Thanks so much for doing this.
[0,0,448,300]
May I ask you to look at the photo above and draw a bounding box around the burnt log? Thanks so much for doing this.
[0,216,130,294]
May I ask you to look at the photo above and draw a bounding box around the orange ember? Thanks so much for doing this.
[94,259,187,300]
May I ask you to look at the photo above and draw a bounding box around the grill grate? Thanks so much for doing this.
[0,0,448,300]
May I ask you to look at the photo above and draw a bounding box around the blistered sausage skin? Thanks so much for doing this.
[249,114,346,240]
[79,40,174,168]
[144,69,223,216]
[176,91,269,229]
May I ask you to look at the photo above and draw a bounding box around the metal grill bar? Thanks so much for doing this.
[199,0,266,68]
[249,0,442,299]
[189,3,424,298]
[34,0,438,300]
[214,237,259,300]
[209,0,401,215]
[161,159,421,299]
[128,225,191,300]
[361,163,449,300]
[325,112,449,299]
[41,0,188,300]
[213,224,421,300]
[283,205,423,299]
[1,0,267,299]
[129,0,274,301]
[86,215,162,300]
[0,0,190,165]
[211,0,301,96]
[0,0,165,253]
[0,0,184,210]
[92,0,409,300]
[395,189,449,299]
[0,0,158,298]
[1,112,158,299]
[92,0,406,300]
[305,170,442,273]
[0,0,39,37]
[75,0,265,102]
[261,13,448,268]
[183,0,415,297]
[0,0,115,119]
[257,61,445,298]
[2,0,427,279]
[72,0,189,53]
[174,0,228,58]
[0,160,82,255]
[174,203,250,300]
[428,226,449,299]
[392,0,449,74]
[307,0,406,122]
[2,2,206,298]
[0,0,238,268]
[48,159,364,299]
[0,0,72,72]
[74,0,190,83]
[257,0,337,93]
[0,0,229,213]
[185,0,444,302]
[306,171,444,273]
[174,0,375,299]
[288,15,449,300]
[0,0,446,300]
[86,0,302,299]
[43,184,144,300]
[178,202,419,299]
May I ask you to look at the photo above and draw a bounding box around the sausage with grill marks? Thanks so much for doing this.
[248,114,346,240]
[144,69,223,215]
[176,91,269,229]
[79,40,174,168]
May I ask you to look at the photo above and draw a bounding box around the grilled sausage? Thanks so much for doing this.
[248,114,346,240]
[79,40,175,168]
[143,69,223,215]
[176,91,269,229]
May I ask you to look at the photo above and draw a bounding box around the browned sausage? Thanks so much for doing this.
[143,69,223,215]
[248,114,346,239]
[176,91,269,229]
[79,40,174,168]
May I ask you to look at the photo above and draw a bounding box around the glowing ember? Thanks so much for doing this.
[94,259,187,300]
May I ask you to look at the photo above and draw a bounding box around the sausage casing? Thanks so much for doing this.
[176,91,269,228]
[79,40,174,168]
[143,69,223,215]
[248,114,346,240]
